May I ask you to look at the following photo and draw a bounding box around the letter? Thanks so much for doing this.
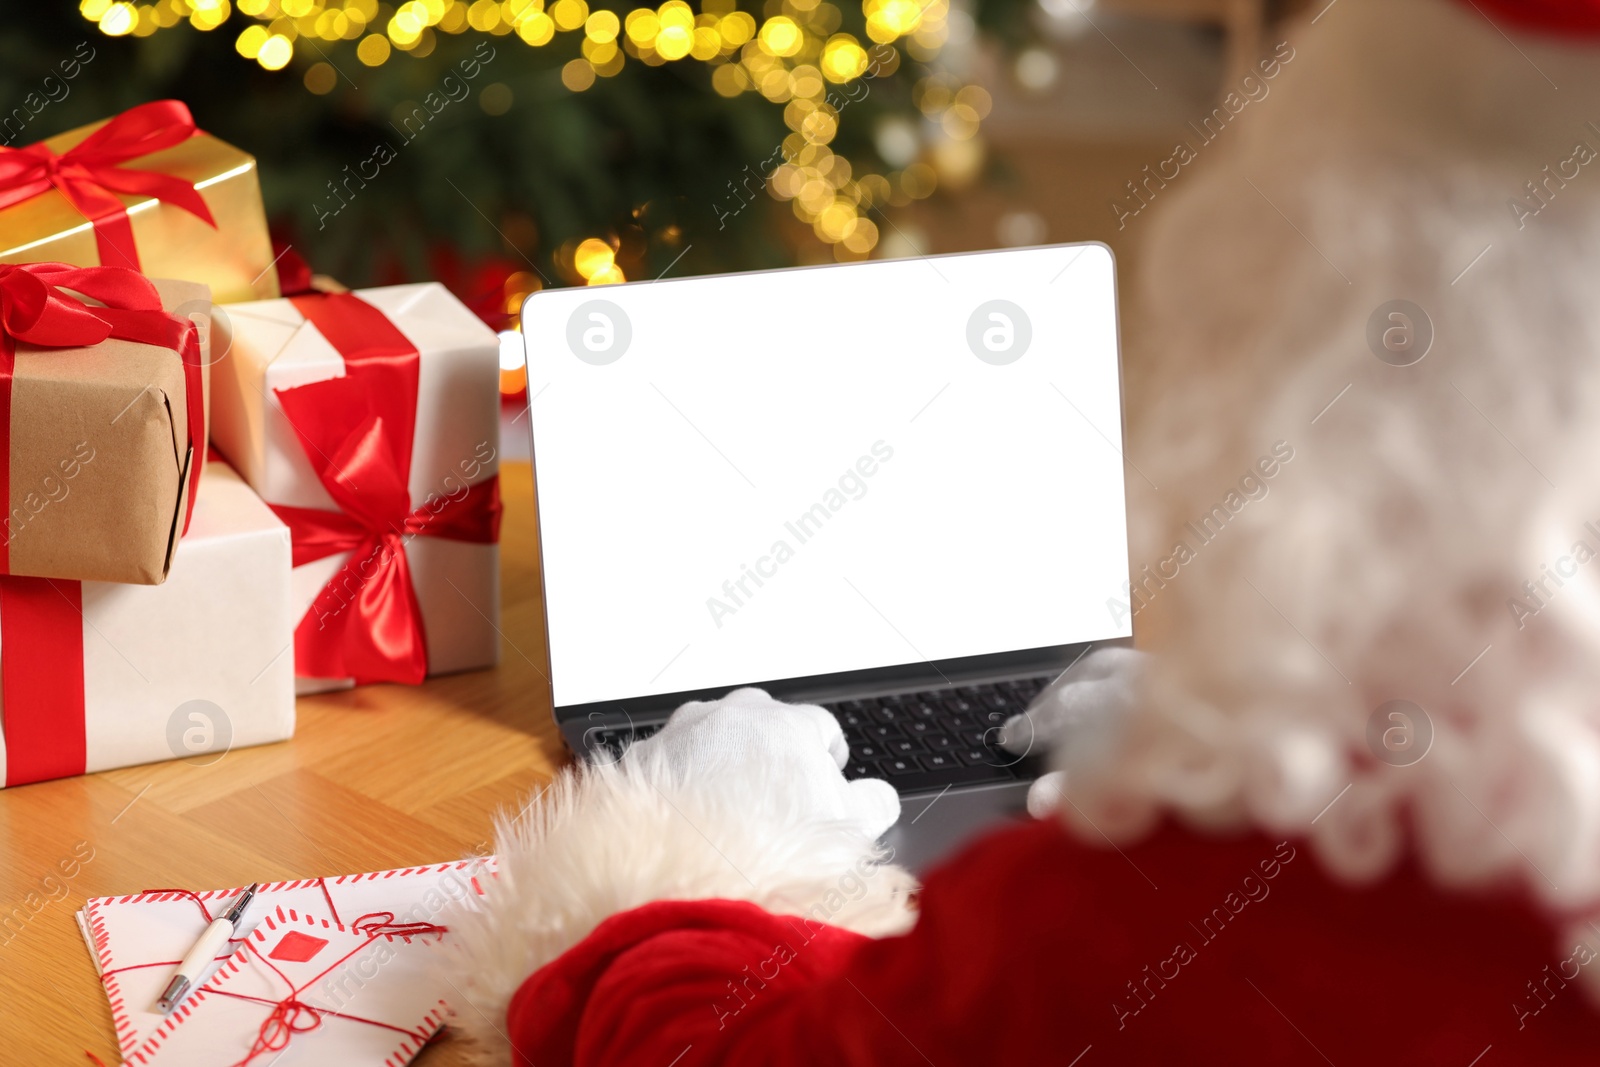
[1172,541,1198,566]
[1272,439,1294,462]
[1223,490,1247,513]
[1198,505,1231,538]
[753,555,778,579]
[771,540,794,564]
[1256,455,1280,479]
[73,839,95,863]
[42,876,69,901]
[476,40,497,62]
[0,110,27,145]
[23,492,43,515]
[1524,179,1554,207]
[1185,520,1215,546]
[871,440,893,462]
[1559,957,1581,981]
[1174,142,1198,166]
[1556,554,1579,579]
[1126,980,1148,1008]
[1576,942,1597,966]
[839,870,865,900]
[315,199,341,231]
[1558,154,1582,181]
[713,999,740,1029]
[821,888,845,912]
[1577,142,1598,166]
[443,74,469,102]
[41,476,67,503]
[1140,964,1167,996]
[1274,41,1295,61]
[75,40,97,63]
[1223,892,1248,915]
[1535,569,1561,600]
[42,76,69,103]
[1111,198,1137,231]
[358,151,383,181]
[57,856,80,879]
[820,488,846,512]
[1241,75,1269,103]
[773,941,797,964]
[855,454,878,478]
[1199,914,1226,940]
[1156,956,1181,980]
[1114,1001,1135,1030]
[707,597,737,628]
[22,92,46,116]
[715,204,733,231]
[459,54,482,79]
[1274,840,1297,863]
[1257,56,1281,79]
[1199,107,1230,139]
[1514,1001,1533,1030]
[1239,473,1268,501]
[838,470,866,500]
[57,457,80,480]
[1174,942,1197,965]
[1242,875,1269,903]
[1156,155,1182,181]
[735,571,757,598]
[1156,554,1181,581]
[1574,541,1596,565]
[792,503,832,539]
[1258,856,1282,880]
[1540,965,1566,997]
[1,906,30,939]
[755,956,781,981]
[24,892,44,913]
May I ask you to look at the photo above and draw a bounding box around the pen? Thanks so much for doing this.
[156,883,259,1013]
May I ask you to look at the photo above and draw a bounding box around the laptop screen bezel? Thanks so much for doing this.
[520,243,1133,730]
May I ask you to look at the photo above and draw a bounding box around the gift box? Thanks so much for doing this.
[0,460,295,788]
[0,100,279,304]
[0,262,210,585]
[210,283,502,690]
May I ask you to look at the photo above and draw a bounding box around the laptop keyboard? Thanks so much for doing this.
[821,676,1053,795]
[583,675,1055,795]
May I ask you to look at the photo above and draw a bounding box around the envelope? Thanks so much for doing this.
[79,858,494,1059]
[125,905,451,1066]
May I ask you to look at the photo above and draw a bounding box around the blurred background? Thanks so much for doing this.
[7,0,1314,355]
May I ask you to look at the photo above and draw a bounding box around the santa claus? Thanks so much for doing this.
[447,0,1600,1061]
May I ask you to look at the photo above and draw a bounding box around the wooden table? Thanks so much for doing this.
[0,461,564,1065]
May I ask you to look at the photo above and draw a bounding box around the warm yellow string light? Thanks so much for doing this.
[77,0,980,260]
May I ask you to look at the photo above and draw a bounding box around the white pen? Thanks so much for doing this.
[156,883,259,1013]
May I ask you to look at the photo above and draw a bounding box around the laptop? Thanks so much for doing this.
[520,243,1132,871]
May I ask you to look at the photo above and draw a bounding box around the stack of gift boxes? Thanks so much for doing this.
[0,100,504,788]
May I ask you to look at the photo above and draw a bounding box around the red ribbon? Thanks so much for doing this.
[0,576,85,787]
[0,262,205,570]
[0,100,216,271]
[269,291,501,685]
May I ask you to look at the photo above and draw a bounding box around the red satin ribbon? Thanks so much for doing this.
[0,576,86,787]
[0,262,205,572]
[270,292,501,685]
[0,100,215,271]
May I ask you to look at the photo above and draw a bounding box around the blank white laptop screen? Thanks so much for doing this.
[522,244,1131,709]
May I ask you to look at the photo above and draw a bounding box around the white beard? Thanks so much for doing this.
[1076,0,1600,987]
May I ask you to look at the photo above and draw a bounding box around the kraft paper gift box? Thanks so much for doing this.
[0,264,210,585]
[0,460,295,789]
[0,99,279,304]
[210,282,503,691]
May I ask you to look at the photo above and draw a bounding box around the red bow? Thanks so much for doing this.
[0,99,216,271]
[269,292,501,686]
[0,262,206,568]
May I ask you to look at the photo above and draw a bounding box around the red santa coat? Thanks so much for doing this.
[505,819,1600,1065]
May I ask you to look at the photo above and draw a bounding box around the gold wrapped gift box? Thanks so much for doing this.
[0,108,278,305]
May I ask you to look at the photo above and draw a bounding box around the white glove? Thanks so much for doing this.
[622,687,902,840]
[998,647,1148,817]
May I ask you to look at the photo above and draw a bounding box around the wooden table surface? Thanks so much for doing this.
[0,460,564,1066]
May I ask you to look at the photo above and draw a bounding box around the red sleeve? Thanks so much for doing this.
[506,820,1600,1066]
